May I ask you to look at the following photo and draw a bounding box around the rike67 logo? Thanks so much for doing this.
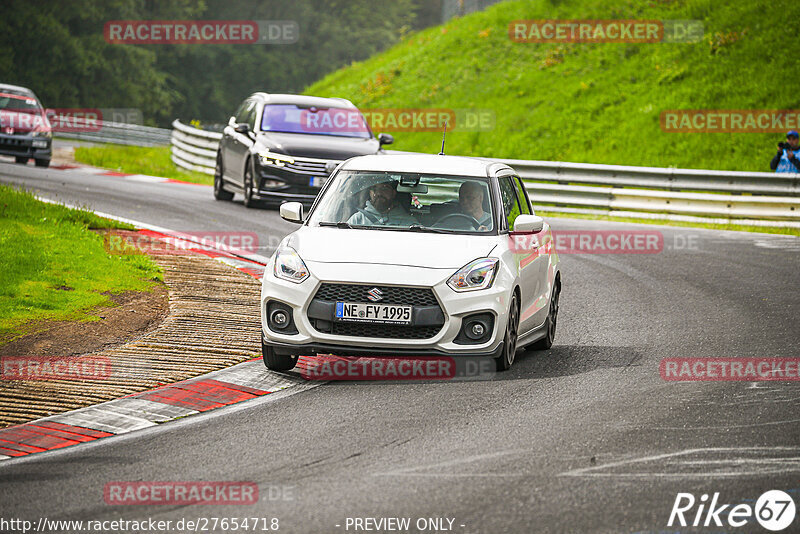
[669,490,796,531]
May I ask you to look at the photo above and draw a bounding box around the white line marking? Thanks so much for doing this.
[374,450,526,477]
[642,418,800,430]
[125,174,168,183]
[560,447,800,478]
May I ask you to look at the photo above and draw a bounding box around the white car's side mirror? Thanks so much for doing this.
[513,214,544,233]
[280,202,304,223]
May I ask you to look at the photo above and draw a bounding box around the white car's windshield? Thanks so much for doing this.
[308,170,495,233]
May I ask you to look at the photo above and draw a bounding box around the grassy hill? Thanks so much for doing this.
[305,0,799,172]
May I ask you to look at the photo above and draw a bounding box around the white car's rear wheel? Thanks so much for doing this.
[532,283,560,350]
[496,292,519,371]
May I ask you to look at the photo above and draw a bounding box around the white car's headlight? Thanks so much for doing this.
[273,247,309,283]
[447,258,498,292]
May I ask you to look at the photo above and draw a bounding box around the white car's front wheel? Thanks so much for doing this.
[262,338,298,372]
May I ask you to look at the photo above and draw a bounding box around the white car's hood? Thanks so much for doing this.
[285,227,496,269]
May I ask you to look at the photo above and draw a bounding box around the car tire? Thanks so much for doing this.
[531,282,560,351]
[495,292,519,371]
[243,162,258,208]
[262,338,298,372]
[213,152,234,201]
[15,156,28,164]
[34,158,50,168]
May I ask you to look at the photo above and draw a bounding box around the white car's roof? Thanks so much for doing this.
[340,154,513,178]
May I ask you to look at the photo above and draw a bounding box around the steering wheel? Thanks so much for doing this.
[434,213,481,230]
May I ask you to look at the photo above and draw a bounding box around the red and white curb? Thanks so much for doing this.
[50,163,206,187]
[0,359,317,461]
[0,201,291,462]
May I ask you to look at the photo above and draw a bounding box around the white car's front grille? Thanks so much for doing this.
[308,283,444,339]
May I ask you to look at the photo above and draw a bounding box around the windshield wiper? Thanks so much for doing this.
[318,221,376,229]
[319,221,353,228]
[398,224,453,234]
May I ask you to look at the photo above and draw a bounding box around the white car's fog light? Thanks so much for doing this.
[271,310,289,327]
[447,258,498,292]
[471,323,485,337]
[274,247,309,283]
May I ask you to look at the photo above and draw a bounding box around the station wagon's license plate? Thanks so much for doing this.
[309,176,325,188]
[335,302,412,325]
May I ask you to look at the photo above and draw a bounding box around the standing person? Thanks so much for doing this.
[770,130,800,173]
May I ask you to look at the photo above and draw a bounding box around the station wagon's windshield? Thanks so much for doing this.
[260,104,371,139]
[308,170,495,233]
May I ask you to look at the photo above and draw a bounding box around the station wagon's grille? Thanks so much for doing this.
[283,158,335,176]
[313,283,438,307]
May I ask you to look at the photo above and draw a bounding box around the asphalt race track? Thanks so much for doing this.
[1,160,799,533]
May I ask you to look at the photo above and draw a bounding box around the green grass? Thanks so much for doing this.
[305,0,799,172]
[537,210,800,236]
[74,144,213,185]
[0,184,163,344]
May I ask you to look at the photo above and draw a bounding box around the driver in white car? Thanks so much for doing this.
[347,179,417,226]
[459,181,492,230]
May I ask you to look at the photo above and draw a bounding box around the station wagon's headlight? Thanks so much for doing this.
[274,247,309,283]
[259,150,294,167]
[448,258,498,292]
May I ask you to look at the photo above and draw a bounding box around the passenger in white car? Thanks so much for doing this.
[459,181,492,230]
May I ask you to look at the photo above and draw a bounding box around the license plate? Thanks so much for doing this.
[309,176,325,188]
[32,140,48,148]
[335,302,412,325]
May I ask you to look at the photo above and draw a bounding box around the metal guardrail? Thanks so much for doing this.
[56,120,172,146]
[171,120,220,175]
[170,120,800,226]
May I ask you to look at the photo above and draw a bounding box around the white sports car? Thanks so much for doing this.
[260,154,561,372]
